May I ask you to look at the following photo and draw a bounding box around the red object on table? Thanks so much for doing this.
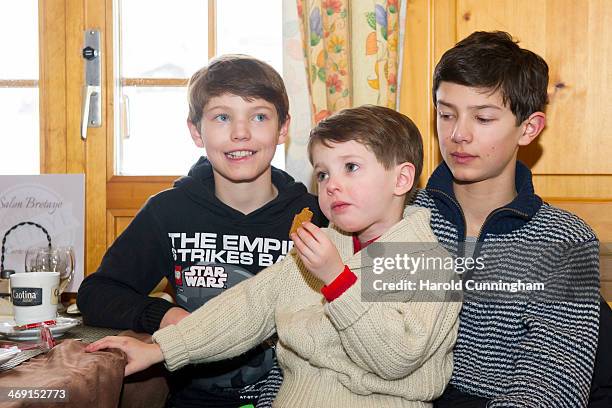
[13,320,57,331]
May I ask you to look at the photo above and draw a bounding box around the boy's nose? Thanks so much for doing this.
[325,175,342,194]
[450,118,472,143]
[231,121,251,141]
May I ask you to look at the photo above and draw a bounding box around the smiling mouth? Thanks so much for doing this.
[225,150,255,159]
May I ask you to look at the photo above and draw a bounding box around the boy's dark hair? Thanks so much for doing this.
[308,105,423,200]
[187,54,289,129]
[433,31,549,124]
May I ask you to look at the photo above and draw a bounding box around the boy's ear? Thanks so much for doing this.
[518,112,546,146]
[187,119,205,148]
[277,114,291,145]
[394,162,416,196]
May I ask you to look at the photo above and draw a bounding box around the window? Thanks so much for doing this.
[114,0,284,175]
[0,1,40,175]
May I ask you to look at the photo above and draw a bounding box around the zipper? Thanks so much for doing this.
[430,187,529,243]
[469,206,530,268]
[474,207,529,243]
[428,188,530,269]
[428,188,468,242]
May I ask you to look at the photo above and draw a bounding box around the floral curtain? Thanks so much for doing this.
[283,0,316,187]
[283,0,404,188]
[298,0,401,124]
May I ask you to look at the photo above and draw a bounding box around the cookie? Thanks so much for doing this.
[289,207,313,235]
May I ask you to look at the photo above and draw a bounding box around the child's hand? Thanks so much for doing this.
[291,221,344,285]
[85,336,164,376]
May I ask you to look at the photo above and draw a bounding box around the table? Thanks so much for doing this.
[0,317,121,372]
[0,336,125,407]
[0,320,169,408]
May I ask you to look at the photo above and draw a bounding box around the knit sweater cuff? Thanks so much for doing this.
[152,324,191,372]
[321,266,357,301]
[138,299,176,334]
[325,279,371,330]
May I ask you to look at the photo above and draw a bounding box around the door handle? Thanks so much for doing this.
[121,94,131,140]
[81,30,101,140]
[81,85,101,140]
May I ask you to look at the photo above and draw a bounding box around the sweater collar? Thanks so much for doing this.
[328,206,439,270]
[352,235,380,254]
[425,161,542,238]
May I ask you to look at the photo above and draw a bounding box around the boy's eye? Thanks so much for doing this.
[437,111,454,120]
[316,171,328,182]
[253,114,267,122]
[214,114,229,122]
[476,116,494,124]
[345,163,359,172]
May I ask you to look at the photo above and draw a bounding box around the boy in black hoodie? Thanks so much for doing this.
[77,55,326,408]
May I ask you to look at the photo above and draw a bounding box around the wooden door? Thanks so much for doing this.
[39,0,109,280]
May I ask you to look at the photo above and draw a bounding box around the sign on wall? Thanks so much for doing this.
[0,175,85,292]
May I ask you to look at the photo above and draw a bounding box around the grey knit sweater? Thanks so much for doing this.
[153,207,461,407]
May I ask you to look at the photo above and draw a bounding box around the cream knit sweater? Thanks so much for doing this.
[153,206,461,407]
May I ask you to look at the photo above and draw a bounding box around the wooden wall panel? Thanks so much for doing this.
[457,0,612,175]
[399,0,455,184]
[115,215,134,238]
[65,0,86,175]
[39,0,67,174]
[400,0,435,186]
[106,177,174,210]
[106,209,137,247]
[534,176,612,201]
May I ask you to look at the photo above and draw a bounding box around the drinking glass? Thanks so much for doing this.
[56,247,75,294]
[24,246,75,294]
[24,246,48,272]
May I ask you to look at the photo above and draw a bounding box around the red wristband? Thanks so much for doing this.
[321,265,357,302]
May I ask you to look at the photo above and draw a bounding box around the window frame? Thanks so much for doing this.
[112,0,217,176]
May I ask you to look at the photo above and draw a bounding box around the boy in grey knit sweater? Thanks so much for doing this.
[412,31,603,407]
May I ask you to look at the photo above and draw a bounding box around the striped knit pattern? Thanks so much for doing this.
[255,359,283,408]
[413,189,600,407]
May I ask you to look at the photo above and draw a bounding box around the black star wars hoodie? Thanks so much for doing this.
[77,157,326,405]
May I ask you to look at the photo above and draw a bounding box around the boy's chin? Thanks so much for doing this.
[213,166,270,184]
[450,164,515,186]
[452,175,482,185]
[330,220,362,234]
[447,167,485,184]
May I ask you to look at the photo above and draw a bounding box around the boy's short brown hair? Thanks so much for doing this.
[308,105,423,200]
[187,54,289,129]
[433,31,549,124]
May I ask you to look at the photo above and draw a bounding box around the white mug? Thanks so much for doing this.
[10,272,60,325]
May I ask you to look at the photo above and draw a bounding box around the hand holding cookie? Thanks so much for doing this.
[290,215,344,285]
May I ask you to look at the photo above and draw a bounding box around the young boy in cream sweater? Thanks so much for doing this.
[87,105,461,407]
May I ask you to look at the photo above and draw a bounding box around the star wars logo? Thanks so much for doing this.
[183,265,227,288]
